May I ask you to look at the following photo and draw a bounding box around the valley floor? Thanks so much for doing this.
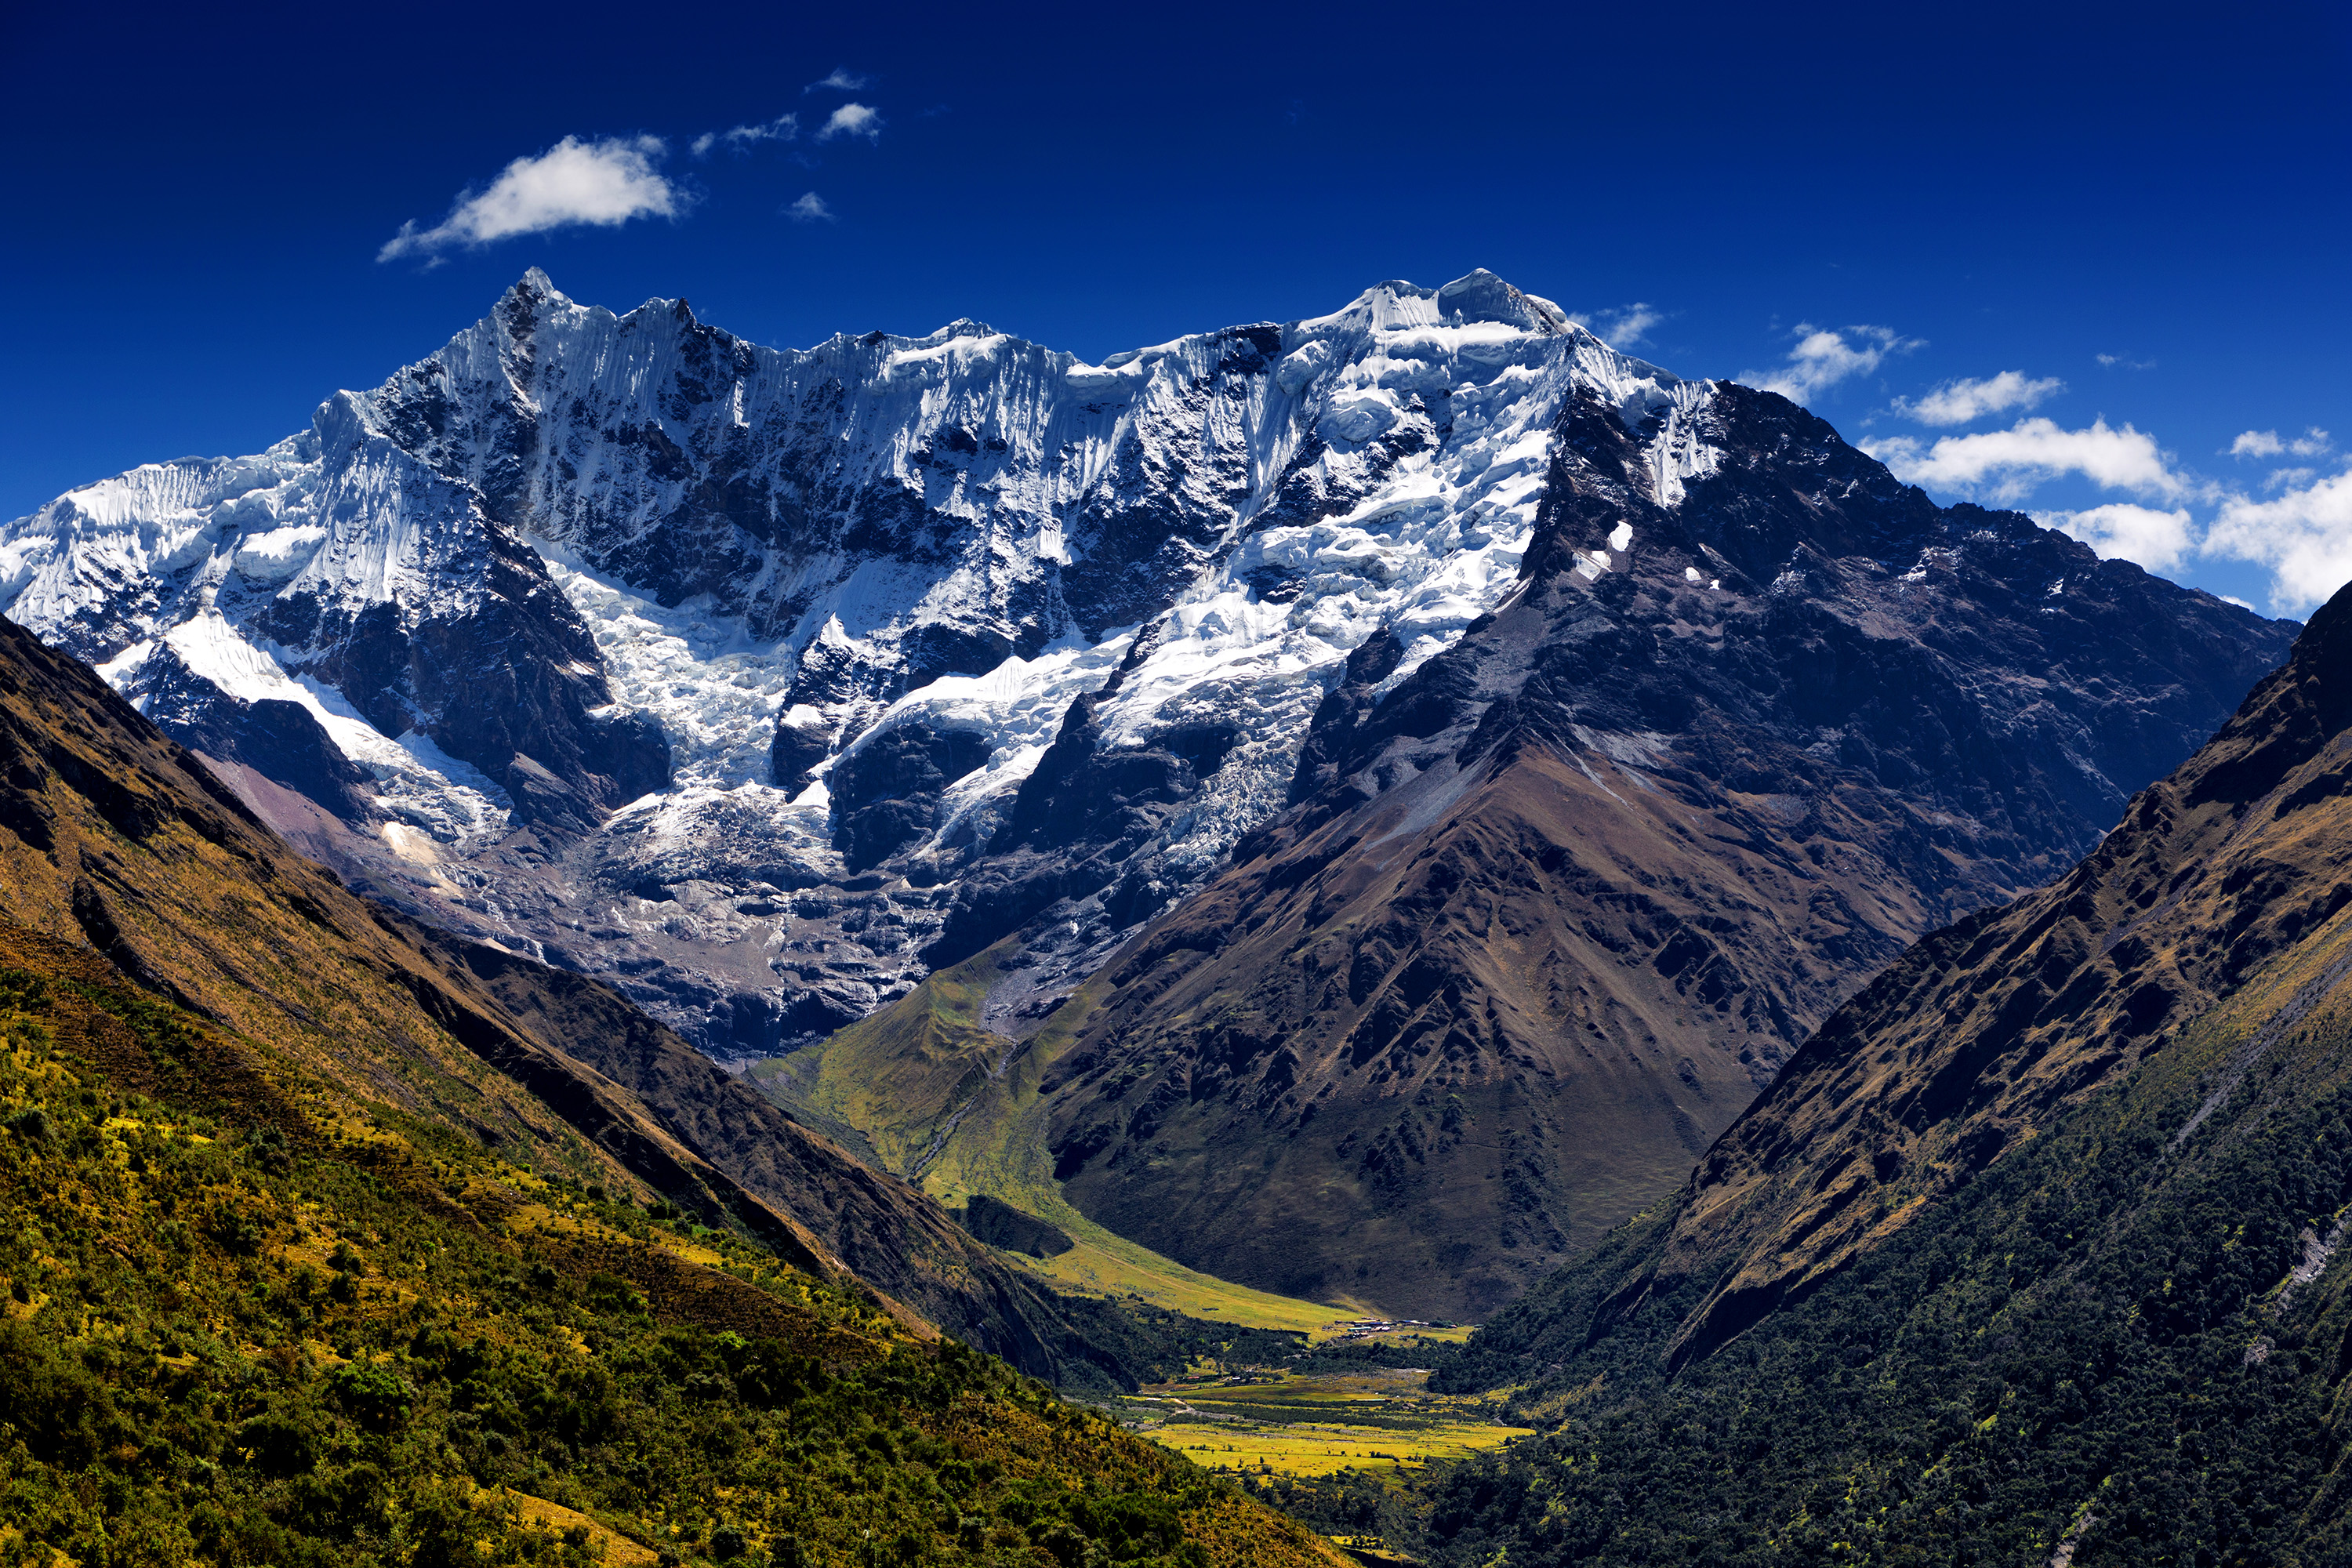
[1103,1362,1530,1480]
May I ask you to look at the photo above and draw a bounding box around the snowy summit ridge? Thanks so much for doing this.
[0,268,1719,1051]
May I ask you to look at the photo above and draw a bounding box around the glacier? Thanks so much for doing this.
[0,267,1722,1054]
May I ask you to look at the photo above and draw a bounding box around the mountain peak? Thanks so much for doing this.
[1436,267,1569,332]
[500,266,572,310]
[1293,269,1569,338]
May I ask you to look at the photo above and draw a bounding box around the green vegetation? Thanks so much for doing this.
[1382,912,2352,1565]
[0,931,1340,1568]
[1122,1367,1530,1481]
[751,949,1353,1334]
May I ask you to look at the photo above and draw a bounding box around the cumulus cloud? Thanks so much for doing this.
[1864,417,2188,505]
[379,136,679,262]
[1568,303,1665,347]
[2034,503,2195,574]
[2230,427,2333,459]
[1743,324,1922,404]
[806,67,870,93]
[1893,370,2065,426]
[2203,466,2352,611]
[786,191,836,223]
[691,114,798,158]
[815,103,884,142]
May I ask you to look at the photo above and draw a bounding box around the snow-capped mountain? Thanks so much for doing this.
[2,269,1711,1051]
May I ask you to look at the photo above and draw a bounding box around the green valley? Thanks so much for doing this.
[750,947,1359,1335]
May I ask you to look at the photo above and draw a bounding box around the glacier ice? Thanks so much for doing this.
[0,265,1722,1053]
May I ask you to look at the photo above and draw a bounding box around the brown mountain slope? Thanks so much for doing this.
[1410,580,2352,1567]
[1613,574,2352,1363]
[1031,381,2294,1319]
[0,612,1149,1381]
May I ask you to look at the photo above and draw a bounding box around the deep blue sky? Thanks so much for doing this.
[7,1,2347,610]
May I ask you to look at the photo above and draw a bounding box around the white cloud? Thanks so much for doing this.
[1864,417,2189,505]
[2096,352,2156,370]
[2230,426,2332,459]
[815,103,884,142]
[1893,370,2064,426]
[1743,324,1922,404]
[692,114,798,158]
[2203,466,2352,612]
[379,136,679,262]
[806,67,870,93]
[1568,303,1665,347]
[2034,503,2194,573]
[786,191,836,223]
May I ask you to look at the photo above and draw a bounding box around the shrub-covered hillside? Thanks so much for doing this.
[0,922,1339,1567]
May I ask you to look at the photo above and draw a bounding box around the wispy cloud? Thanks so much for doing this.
[1864,417,2189,505]
[815,103,884,143]
[805,67,870,93]
[1893,370,2064,426]
[691,114,799,158]
[786,191,836,223]
[2034,503,2195,574]
[2204,465,2352,611]
[1744,324,1922,404]
[2096,352,2156,370]
[1569,303,1666,347]
[2230,427,2333,459]
[379,136,680,263]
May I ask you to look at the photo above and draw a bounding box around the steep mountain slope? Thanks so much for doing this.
[0,608,1200,1384]
[1032,380,2296,1318]
[0,922,1340,1568]
[1402,579,2352,1565]
[0,270,1744,1055]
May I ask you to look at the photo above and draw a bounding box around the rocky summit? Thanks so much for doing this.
[0,272,2299,1323]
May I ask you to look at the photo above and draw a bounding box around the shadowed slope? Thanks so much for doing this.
[1628,572,2352,1363]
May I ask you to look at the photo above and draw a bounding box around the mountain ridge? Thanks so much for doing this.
[1390,579,2352,1565]
[1026,372,2297,1316]
[0,268,1711,1057]
[0,606,1218,1385]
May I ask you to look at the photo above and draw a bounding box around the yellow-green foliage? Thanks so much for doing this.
[1113,1370,1530,1483]
[0,927,1341,1568]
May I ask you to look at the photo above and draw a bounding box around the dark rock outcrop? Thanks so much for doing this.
[949,1194,1076,1259]
[135,642,378,824]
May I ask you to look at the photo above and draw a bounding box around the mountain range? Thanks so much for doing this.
[0,272,2298,1327]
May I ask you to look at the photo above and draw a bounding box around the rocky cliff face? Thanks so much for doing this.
[1030,379,2298,1318]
